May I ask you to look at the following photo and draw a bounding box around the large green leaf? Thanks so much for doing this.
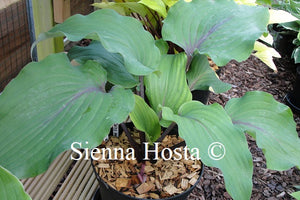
[144,53,192,126]
[0,53,135,178]
[0,166,31,200]
[33,9,161,76]
[162,102,253,200]
[225,91,300,170]
[187,54,231,93]
[68,41,138,88]
[129,95,161,142]
[162,0,269,66]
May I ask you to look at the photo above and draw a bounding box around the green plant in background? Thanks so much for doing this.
[272,0,300,19]
[278,20,300,63]
[237,0,300,71]
[0,0,300,199]
[265,0,300,64]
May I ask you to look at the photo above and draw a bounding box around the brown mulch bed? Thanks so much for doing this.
[189,56,300,200]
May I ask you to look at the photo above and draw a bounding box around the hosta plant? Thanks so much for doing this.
[0,0,300,199]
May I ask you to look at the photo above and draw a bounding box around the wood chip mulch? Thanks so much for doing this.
[189,56,300,200]
[92,132,202,199]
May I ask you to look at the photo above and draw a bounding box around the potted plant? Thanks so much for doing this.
[268,0,300,113]
[275,20,300,114]
[280,20,300,113]
[0,0,300,199]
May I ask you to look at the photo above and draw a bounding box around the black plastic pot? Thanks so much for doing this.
[270,24,297,58]
[191,68,222,105]
[273,32,296,57]
[91,158,204,200]
[285,66,300,114]
[192,90,210,104]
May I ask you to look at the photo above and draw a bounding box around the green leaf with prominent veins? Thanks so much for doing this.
[162,102,253,200]
[225,91,300,170]
[144,53,192,126]
[187,54,231,93]
[68,41,138,88]
[162,0,269,66]
[0,53,135,178]
[33,9,160,76]
[0,166,31,200]
[129,95,161,142]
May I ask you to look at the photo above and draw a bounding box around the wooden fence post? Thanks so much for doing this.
[31,0,64,60]
[53,0,71,23]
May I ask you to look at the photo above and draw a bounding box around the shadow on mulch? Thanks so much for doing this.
[189,56,300,200]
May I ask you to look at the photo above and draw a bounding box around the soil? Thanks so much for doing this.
[189,56,300,200]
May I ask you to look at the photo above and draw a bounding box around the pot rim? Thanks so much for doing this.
[284,93,300,113]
